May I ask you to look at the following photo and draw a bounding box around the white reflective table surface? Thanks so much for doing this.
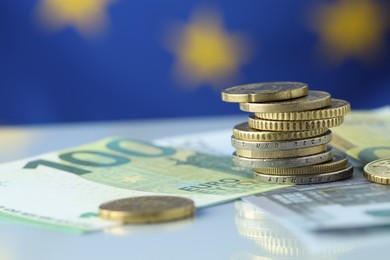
[0,115,387,260]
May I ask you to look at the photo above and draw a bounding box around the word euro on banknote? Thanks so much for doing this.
[0,137,284,233]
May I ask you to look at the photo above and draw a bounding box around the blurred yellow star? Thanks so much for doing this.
[166,8,251,88]
[310,0,388,63]
[121,176,144,184]
[35,0,113,37]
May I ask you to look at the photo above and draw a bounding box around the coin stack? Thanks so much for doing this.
[221,82,353,184]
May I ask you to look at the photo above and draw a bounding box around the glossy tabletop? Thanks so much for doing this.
[0,115,387,260]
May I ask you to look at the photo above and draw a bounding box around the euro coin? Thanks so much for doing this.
[233,122,328,142]
[240,91,331,113]
[221,82,308,103]
[255,99,350,120]
[235,144,327,159]
[231,130,332,151]
[248,115,344,131]
[254,149,348,175]
[99,196,195,223]
[253,164,353,184]
[232,147,333,169]
[363,157,390,184]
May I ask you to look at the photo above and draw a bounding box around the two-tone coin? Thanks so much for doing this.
[232,147,333,168]
[253,164,353,184]
[231,130,332,150]
[221,82,308,103]
[254,149,348,175]
[235,144,327,159]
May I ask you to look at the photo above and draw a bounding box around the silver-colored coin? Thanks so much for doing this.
[235,144,327,159]
[252,164,353,184]
[232,147,333,169]
[253,148,348,175]
[231,130,332,151]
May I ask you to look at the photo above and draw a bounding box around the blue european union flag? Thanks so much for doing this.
[1,0,389,124]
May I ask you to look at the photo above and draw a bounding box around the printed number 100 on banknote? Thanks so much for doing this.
[0,137,282,232]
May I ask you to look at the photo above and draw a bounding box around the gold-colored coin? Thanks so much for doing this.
[99,196,195,223]
[254,149,348,175]
[240,91,331,113]
[255,99,350,120]
[363,157,390,184]
[248,114,344,131]
[233,122,328,141]
[221,82,308,103]
[235,144,327,159]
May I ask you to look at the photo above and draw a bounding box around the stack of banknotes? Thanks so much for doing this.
[221,82,352,184]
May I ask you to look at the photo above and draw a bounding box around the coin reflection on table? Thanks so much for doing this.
[104,217,194,236]
[233,200,352,259]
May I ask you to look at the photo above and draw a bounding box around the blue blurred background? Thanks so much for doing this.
[1,0,389,124]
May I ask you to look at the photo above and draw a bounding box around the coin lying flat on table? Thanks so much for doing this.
[248,115,344,131]
[99,196,195,224]
[231,130,332,151]
[255,99,351,121]
[221,82,308,103]
[253,164,353,184]
[363,158,390,184]
[232,147,333,168]
[240,91,331,113]
[235,144,327,159]
[254,149,348,175]
[233,122,328,142]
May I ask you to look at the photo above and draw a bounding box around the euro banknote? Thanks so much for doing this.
[0,137,283,233]
[331,107,390,164]
[244,108,390,233]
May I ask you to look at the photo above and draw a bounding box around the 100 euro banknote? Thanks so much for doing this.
[0,137,283,233]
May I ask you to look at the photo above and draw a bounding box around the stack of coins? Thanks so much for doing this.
[221,82,353,184]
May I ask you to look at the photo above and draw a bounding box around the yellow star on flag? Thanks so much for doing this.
[35,0,114,37]
[165,8,252,89]
[310,0,389,64]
